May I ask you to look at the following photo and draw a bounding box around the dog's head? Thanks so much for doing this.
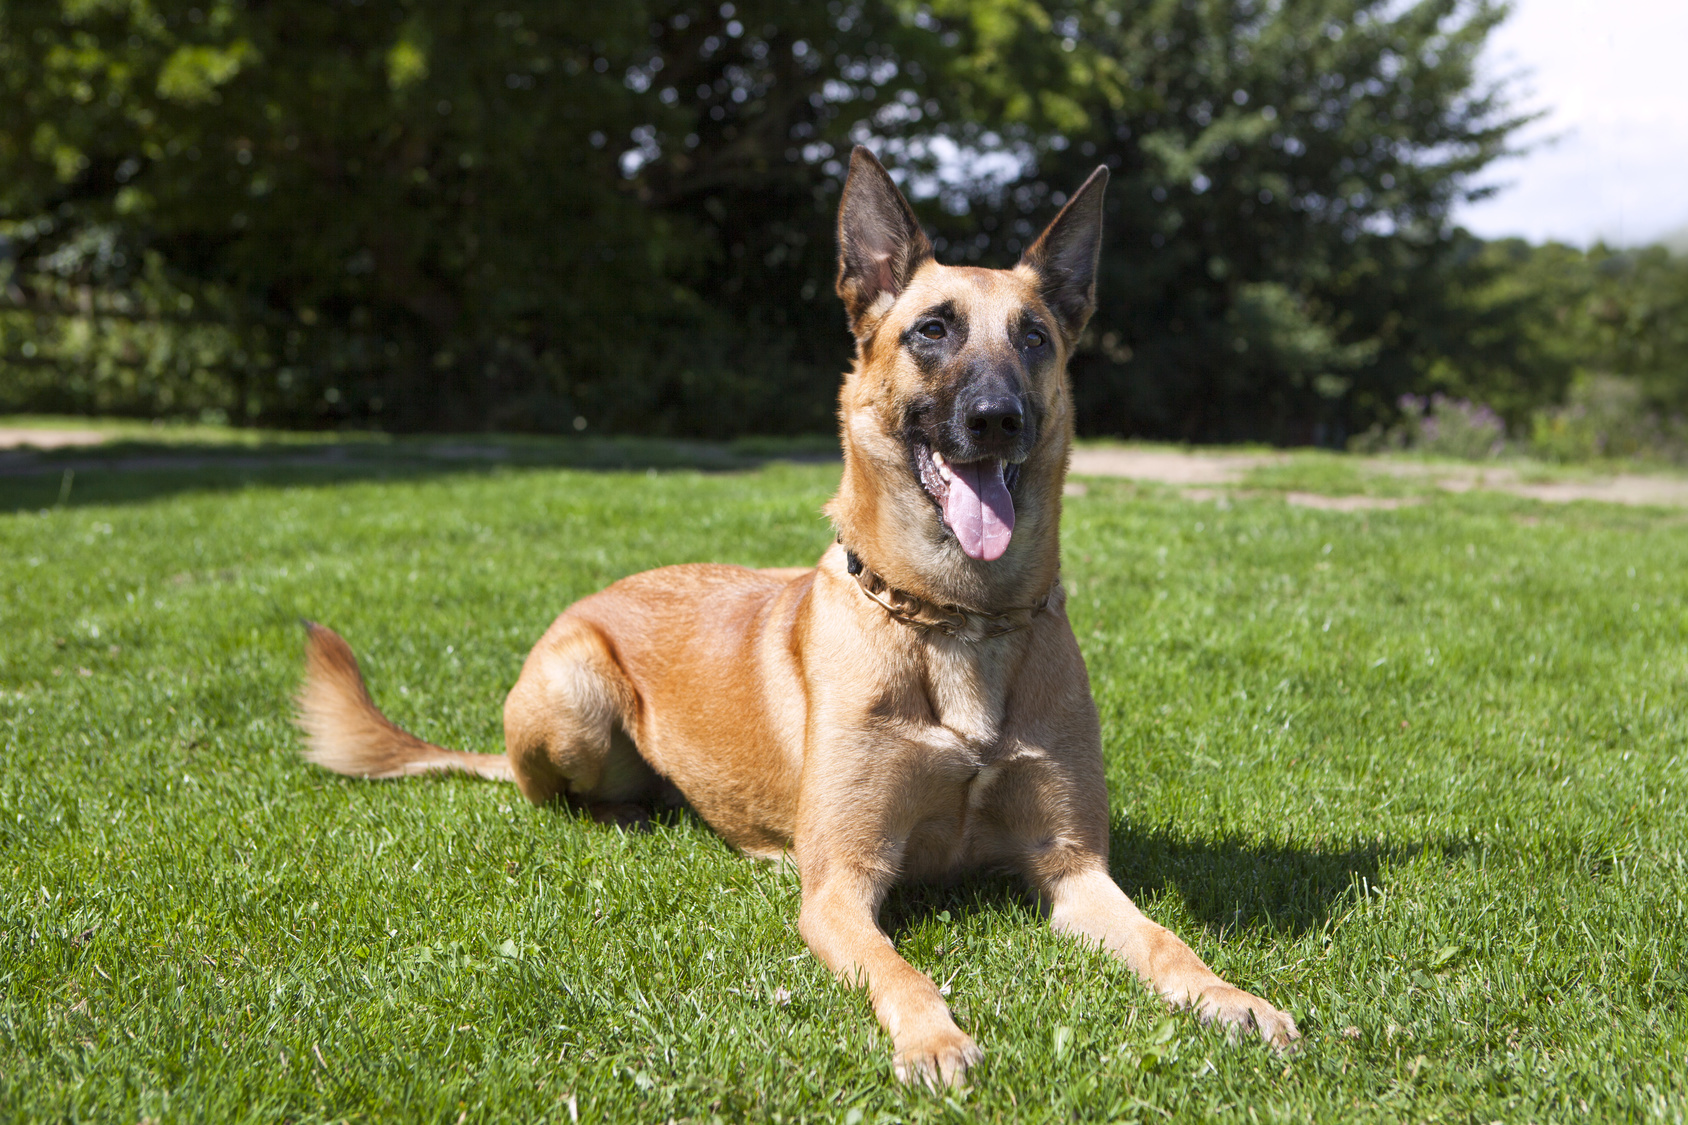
[828,146,1106,602]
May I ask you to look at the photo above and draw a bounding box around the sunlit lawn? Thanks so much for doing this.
[3,437,1685,1122]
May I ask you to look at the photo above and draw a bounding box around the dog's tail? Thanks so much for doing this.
[296,621,515,783]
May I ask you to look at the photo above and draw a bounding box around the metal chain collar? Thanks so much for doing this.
[842,546,1056,642]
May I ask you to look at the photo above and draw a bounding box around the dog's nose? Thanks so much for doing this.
[964,395,1024,441]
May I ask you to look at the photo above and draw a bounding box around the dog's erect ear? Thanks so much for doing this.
[1019,165,1109,342]
[836,146,933,333]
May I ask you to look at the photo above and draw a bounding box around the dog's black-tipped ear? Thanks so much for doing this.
[1020,165,1108,342]
[836,146,933,333]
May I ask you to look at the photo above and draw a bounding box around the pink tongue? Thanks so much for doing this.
[943,459,1015,561]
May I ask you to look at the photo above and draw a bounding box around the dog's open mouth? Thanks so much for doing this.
[915,444,1020,562]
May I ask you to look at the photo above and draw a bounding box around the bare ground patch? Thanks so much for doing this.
[1068,447,1286,484]
[1284,491,1423,511]
[1071,446,1688,508]
[0,427,110,450]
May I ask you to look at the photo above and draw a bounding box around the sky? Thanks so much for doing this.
[1452,0,1688,248]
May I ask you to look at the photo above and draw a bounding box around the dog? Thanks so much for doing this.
[297,145,1300,1087]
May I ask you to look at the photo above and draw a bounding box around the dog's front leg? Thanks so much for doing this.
[1040,864,1301,1050]
[797,861,981,1087]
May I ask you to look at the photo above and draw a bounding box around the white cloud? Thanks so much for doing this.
[1454,0,1688,247]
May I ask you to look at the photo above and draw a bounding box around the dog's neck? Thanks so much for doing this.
[827,428,1069,615]
[840,545,1058,641]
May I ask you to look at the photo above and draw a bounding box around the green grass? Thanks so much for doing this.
[1238,452,1438,499]
[3,438,1687,1122]
[1235,448,1688,500]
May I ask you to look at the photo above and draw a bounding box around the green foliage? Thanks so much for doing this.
[1576,248,1688,410]
[1418,241,1688,462]
[1336,240,1688,463]
[1530,375,1688,465]
[0,0,945,432]
[1,1,1529,438]
[4,444,1688,1119]
[919,0,1525,442]
[1350,393,1508,458]
[1540,245,1688,428]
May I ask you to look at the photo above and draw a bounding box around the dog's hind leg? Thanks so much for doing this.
[502,615,658,818]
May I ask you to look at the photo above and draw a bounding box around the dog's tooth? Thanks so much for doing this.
[931,449,952,480]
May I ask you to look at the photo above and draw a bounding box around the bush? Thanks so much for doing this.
[1529,375,1688,464]
[1350,393,1507,459]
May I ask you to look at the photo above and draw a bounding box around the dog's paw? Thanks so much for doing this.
[893,1029,983,1089]
[1195,985,1301,1053]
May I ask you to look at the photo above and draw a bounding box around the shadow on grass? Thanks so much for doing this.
[1106,822,1417,936]
[370,777,1453,952]
[548,794,1412,944]
[881,872,1034,944]
[0,433,839,512]
[530,791,1431,944]
[877,824,1444,943]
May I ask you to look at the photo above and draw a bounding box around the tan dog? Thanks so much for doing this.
[297,146,1300,1086]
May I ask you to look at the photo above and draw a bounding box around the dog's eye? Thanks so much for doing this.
[917,321,946,341]
[1025,329,1046,348]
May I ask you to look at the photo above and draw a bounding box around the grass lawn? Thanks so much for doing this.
[3,437,1686,1122]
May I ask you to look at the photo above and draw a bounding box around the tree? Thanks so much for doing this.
[902,0,1529,442]
[0,0,948,432]
[1,0,1535,442]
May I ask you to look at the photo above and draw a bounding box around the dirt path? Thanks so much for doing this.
[1068,447,1688,508]
[0,427,110,450]
[1067,448,1288,484]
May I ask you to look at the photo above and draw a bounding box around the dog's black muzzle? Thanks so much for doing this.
[942,372,1036,464]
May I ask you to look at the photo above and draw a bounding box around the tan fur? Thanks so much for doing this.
[296,148,1299,1086]
[297,621,513,782]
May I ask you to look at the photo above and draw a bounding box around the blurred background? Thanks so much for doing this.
[1,0,1683,456]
